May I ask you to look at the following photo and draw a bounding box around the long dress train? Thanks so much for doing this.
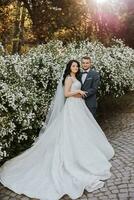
[0,77,115,200]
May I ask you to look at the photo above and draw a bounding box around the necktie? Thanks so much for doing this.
[82,71,88,74]
[82,71,88,84]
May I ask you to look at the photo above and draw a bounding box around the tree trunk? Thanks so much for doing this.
[12,1,25,54]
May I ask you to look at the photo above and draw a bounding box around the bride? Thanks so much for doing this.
[0,59,115,200]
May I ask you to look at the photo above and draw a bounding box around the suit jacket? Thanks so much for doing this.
[78,68,100,108]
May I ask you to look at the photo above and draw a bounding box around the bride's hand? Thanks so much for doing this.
[74,94,82,98]
[78,90,88,97]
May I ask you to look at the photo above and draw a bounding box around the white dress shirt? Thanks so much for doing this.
[82,68,90,84]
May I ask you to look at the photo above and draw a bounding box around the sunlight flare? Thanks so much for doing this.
[96,0,107,4]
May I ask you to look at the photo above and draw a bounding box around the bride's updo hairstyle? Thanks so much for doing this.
[62,59,80,86]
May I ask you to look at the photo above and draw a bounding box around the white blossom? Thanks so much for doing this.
[0,39,134,161]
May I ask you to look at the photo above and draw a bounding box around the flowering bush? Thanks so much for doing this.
[0,39,134,163]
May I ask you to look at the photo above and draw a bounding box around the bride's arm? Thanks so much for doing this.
[64,77,82,97]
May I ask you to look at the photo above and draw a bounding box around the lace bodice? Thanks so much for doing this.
[66,76,81,91]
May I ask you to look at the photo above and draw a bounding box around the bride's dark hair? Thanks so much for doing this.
[62,59,80,86]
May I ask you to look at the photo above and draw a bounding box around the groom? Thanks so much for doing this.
[78,56,100,119]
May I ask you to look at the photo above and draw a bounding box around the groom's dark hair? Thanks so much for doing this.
[82,56,91,61]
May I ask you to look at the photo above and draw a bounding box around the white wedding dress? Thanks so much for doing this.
[0,77,115,200]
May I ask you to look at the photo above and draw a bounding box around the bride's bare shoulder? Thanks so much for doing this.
[65,76,73,81]
[64,76,73,86]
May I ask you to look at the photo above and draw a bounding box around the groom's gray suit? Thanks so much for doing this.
[79,68,100,118]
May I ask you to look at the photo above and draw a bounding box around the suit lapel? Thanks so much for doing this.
[82,69,92,87]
